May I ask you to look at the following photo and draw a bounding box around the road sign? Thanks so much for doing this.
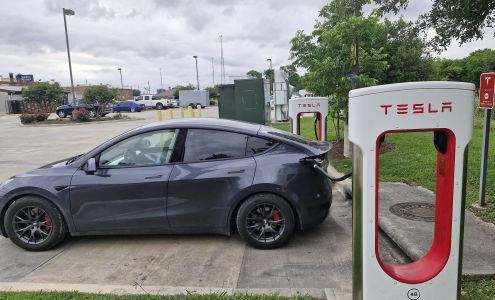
[480,73,495,109]
[479,72,495,207]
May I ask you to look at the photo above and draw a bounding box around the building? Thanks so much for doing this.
[64,84,133,101]
[0,86,23,114]
[156,87,176,99]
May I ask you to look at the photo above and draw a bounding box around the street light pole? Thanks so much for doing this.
[193,55,200,90]
[117,68,123,89]
[117,68,123,100]
[63,8,76,104]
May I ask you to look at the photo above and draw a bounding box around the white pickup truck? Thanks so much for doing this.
[134,94,178,110]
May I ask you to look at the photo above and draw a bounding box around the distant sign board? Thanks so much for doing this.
[15,74,34,83]
[480,73,495,109]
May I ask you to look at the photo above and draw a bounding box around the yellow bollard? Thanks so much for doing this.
[156,110,163,121]
[179,107,184,118]
[167,109,173,119]
[197,105,202,118]
[188,106,195,118]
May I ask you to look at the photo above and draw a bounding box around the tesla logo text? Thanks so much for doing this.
[380,102,452,115]
[298,103,321,108]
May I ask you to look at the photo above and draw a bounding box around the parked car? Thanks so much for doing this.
[56,102,111,118]
[112,101,142,113]
[0,119,332,251]
[134,95,175,110]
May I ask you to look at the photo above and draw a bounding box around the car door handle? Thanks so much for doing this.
[145,175,163,179]
[228,169,245,174]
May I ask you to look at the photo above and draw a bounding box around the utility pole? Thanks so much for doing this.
[148,80,151,94]
[219,35,225,84]
[193,56,200,90]
[160,68,163,90]
[211,57,215,87]
[267,58,273,95]
[63,8,76,104]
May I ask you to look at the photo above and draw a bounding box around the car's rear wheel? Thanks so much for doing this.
[236,193,295,249]
[4,196,68,251]
[89,110,96,118]
[57,110,66,118]
[155,103,164,110]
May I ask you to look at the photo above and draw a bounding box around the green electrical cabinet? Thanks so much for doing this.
[218,79,270,125]
[218,84,235,119]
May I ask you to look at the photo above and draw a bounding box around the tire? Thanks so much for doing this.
[130,107,136,113]
[89,110,96,118]
[57,110,66,118]
[155,103,164,110]
[236,193,295,249]
[4,196,68,251]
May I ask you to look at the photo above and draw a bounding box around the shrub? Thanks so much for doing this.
[19,114,35,124]
[112,112,130,120]
[33,111,49,122]
[209,99,217,106]
[72,108,91,122]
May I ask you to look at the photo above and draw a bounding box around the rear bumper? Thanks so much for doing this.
[299,192,332,230]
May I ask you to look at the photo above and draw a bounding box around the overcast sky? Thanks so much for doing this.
[1,0,494,92]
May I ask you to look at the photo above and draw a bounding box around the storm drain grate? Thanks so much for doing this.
[389,202,435,222]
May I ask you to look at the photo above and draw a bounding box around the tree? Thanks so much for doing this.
[173,84,195,99]
[381,19,432,84]
[22,82,64,113]
[290,15,389,141]
[374,0,495,52]
[246,70,262,79]
[207,86,219,99]
[263,69,274,81]
[132,89,141,97]
[280,64,305,90]
[290,1,432,141]
[429,49,495,87]
[81,85,117,117]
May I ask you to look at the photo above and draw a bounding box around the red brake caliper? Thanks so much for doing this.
[44,214,52,233]
[272,209,281,222]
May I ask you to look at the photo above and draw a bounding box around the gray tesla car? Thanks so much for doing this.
[0,119,332,251]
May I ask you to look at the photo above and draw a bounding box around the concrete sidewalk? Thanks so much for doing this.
[329,164,495,276]
[378,182,495,276]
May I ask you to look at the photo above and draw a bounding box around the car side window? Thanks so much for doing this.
[246,136,277,155]
[183,129,248,162]
[99,129,178,168]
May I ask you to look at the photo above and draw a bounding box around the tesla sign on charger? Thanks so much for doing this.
[349,82,475,300]
[288,97,328,141]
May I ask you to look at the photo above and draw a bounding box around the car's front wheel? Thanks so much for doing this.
[4,196,68,251]
[130,107,136,113]
[236,193,295,249]
[155,103,164,110]
[57,110,66,118]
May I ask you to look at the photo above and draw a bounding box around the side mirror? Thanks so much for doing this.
[85,157,97,174]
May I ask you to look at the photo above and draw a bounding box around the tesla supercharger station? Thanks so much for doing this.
[349,82,475,300]
[289,97,328,141]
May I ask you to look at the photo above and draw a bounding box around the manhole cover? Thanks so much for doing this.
[389,202,435,222]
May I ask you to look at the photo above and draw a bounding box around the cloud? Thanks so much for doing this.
[0,0,492,93]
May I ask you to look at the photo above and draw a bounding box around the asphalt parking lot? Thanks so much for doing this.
[0,108,353,296]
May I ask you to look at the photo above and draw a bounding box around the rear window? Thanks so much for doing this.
[259,126,323,148]
[246,136,277,155]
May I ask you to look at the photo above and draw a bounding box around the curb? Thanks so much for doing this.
[0,282,352,299]
[327,164,352,199]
